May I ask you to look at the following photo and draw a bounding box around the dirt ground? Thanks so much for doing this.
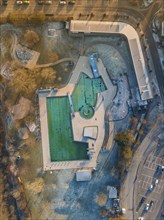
[0,21,138,220]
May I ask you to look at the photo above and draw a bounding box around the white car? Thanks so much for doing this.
[45,0,52,4]
[148,184,154,191]
[16,0,23,4]
[154,179,159,186]
[138,217,144,220]
[145,203,150,211]
[59,0,66,5]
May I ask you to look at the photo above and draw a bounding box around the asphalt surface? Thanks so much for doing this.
[134,144,164,220]
[120,122,161,220]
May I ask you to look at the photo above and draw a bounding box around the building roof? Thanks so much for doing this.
[162,21,164,37]
[107,186,117,198]
[83,126,98,140]
[70,20,153,101]
[76,169,92,181]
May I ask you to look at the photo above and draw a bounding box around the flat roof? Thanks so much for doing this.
[107,186,117,198]
[162,21,164,36]
[70,20,153,100]
[83,126,98,140]
[76,169,92,181]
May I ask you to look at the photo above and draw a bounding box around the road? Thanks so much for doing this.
[120,122,161,220]
[134,139,164,220]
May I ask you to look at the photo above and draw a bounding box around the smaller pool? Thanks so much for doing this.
[72,72,106,119]
[79,105,94,119]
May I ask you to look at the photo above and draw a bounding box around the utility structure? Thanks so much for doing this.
[67,92,75,117]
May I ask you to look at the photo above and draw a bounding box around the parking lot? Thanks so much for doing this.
[136,145,164,219]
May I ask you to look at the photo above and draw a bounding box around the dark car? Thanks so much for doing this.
[157,165,164,172]
[150,200,154,207]
[38,0,44,4]
[140,196,146,204]
[156,165,164,176]
[68,0,75,4]
[2,0,8,5]
[113,199,120,212]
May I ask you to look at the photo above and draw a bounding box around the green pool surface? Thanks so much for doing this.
[72,73,106,119]
[46,73,106,162]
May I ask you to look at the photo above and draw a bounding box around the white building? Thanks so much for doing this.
[70,20,153,101]
[76,169,92,181]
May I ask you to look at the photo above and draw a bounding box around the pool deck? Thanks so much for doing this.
[38,56,116,170]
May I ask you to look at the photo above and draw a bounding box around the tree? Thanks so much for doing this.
[96,193,107,206]
[108,217,128,220]
[138,129,144,135]
[7,13,28,26]
[141,119,147,125]
[40,67,56,82]
[115,130,134,147]
[24,30,40,47]
[48,52,59,62]
[7,12,46,26]
[29,13,46,25]
[26,178,45,194]
[8,68,37,97]
[99,208,108,217]
[123,146,132,161]
[7,67,56,98]
[130,117,137,124]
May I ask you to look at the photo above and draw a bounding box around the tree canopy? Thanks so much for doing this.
[115,130,134,147]
[24,30,40,47]
[7,67,56,98]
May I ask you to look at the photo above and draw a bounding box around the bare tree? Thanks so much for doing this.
[24,30,40,47]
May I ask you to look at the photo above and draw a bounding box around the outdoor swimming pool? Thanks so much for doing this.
[46,73,106,162]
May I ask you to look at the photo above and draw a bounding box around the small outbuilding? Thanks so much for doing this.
[161,21,164,37]
[83,126,98,140]
[76,169,92,182]
[107,186,117,199]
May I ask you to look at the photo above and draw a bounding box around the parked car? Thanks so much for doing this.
[68,0,75,4]
[157,165,164,173]
[59,0,66,5]
[45,0,52,4]
[113,198,120,212]
[154,178,159,186]
[16,0,23,4]
[150,200,154,207]
[145,203,150,212]
[23,0,30,4]
[2,0,8,5]
[148,184,154,191]
[38,0,44,4]
[140,196,146,204]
